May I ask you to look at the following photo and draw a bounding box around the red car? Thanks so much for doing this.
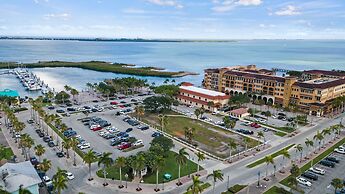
[91,126,102,131]
[118,142,131,150]
[118,105,125,108]
[110,101,118,105]
[250,123,261,128]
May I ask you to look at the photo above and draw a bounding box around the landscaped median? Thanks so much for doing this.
[184,183,211,194]
[246,144,295,168]
[280,136,345,188]
[264,186,292,194]
[221,184,247,194]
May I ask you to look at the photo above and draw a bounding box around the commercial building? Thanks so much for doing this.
[177,82,229,111]
[0,161,42,194]
[204,65,345,116]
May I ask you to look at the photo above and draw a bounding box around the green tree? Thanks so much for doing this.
[153,156,165,191]
[264,155,274,179]
[150,136,174,153]
[175,148,189,185]
[228,139,237,162]
[331,178,344,194]
[207,170,224,194]
[187,175,204,194]
[196,152,205,173]
[184,127,195,143]
[194,109,201,119]
[115,156,127,188]
[98,152,113,186]
[280,149,291,172]
[39,158,52,172]
[135,106,145,120]
[158,114,168,131]
[18,185,32,194]
[52,168,68,194]
[295,144,303,162]
[305,138,314,158]
[34,144,45,162]
[83,149,97,181]
[313,130,324,151]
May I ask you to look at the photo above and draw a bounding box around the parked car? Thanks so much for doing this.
[47,141,55,147]
[319,160,335,168]
[90,125,102,131]
[43,136,51,142]
[47,106,55,110]
[110,101,118,105]
[56,152,65,158]
[67,107,76,112]
[63,130,77,138]
[236,129,254,135]
[133,140,143,146]
[27,119,34,124]
[30,157,39,166]
[302,171,318,181]
[56,109,65,113]
[296,177,312,187]
[126,128,133,133]
[77,142,91,150]
[43,176,53,186]
[110,139,122,146]
[66,172,75,180]
[35,129,42,134]
[118,142,131,150]
[152,132,162,137]
[104,133,116,139]
[309,167,325,175]
[326,157,340,163]
[334,148,345,154]
[38,132,45,138]
[250,123,261,128]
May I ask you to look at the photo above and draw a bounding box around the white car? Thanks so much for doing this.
[133,140,143,146]
[272,114,277,119]
[90,125,101,130]
[43,176,53,186]
[339,145,345,150]
[15,133,21,138]
[296,177,312,187]
[66,172,75,180]
[98,131,107,137]
[309,167,325,175]
[334,148,345,154]
[78,142,91,149]
[212,111,219,115]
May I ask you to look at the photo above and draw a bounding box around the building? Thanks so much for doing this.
[177,82,229,111]
[0,161,42,194]
[229,108,250,119]
[204,65,345,116]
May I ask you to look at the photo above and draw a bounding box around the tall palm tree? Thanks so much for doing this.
[257,131,265,147]
[280,149,290,173]
[39,158,52,172]
[228,139,237,162]
[322,128,332,145]
[34,144,45,162]
[196,152,205,173]
[264,155,274,180]
[187,175,204,194]
[295,144,303,162]
[175,148,189,185]
[62,139,71,158]
[134,106,145,120]
[158,114,168,132]
[153,156,165,191]
[98,152,113,186]
[184,127,195,143]
[83,149,96,181]
[70,138,79,166]
[207,170,224,194]
[305,138,314,158]
[243,137,250,152]
[115,156,127,188]
[313,130,324,151]
[52,168,68,194]
[194,109,201,119]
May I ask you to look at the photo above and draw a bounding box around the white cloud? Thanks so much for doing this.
[33,0,49,4]
[123,8,147,14]
[146,0,183,9]
[212,0,262,13]
[44,13,71,20]
[275,5,301,16]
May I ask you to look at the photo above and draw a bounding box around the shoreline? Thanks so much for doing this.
[0,61,199,78]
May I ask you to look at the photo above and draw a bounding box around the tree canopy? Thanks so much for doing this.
[143,96,173,113]
[153,84,180,97]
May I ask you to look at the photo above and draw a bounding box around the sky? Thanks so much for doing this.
[0,0,345,39]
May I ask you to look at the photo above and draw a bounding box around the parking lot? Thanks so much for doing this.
[297,144,345,194]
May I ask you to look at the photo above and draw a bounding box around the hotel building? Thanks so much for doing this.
[204,65,345,116]
[177,82,229,111]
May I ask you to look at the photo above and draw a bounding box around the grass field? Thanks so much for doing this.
[221,184,247,194]
[0,146,14,160]
[246,144,295,168]
[280,137,345,187]
[0,61,193,77]
[274,131,287,137]
[264,186,292,194]
[97,151,199,184]
[140,111,259,158]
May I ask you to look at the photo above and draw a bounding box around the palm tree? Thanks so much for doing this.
[184,127,195,143]
[207,170,224,194]
[153,156,165,191]
[243,137,250,153]
[62,139,71,158]
[98,152,113,186]
[228,139,237,162]
[305,138,314,158]
[83,149,97,181]
[158,114,168,132]
[39,158,52,172]
[257,131,265,148]
[264,155,274,180]
[313,130,324,151]
[331,178,344,194]
[53,168,68,194]
[18,185,32,194]
[115,156,127,188]
[322,128,332,146]
[280,149,290,173]
[34,144,45,162]
[223,117,236,129]
[295,144,303,162]
[70,88,79,102]
[187,175,204,194]
[194,109,201,119]
[196,152,205,173]
[286,176,298,191]
[175,148,189,185]
[134,106,145,120]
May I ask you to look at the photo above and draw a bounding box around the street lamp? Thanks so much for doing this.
[125,174,128,189]
[73,151,76,166]
[257,171,260,187]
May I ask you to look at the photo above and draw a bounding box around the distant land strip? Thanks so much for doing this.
[0,61,198,78]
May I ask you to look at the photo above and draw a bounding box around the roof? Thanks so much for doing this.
[230,108,248,115]
[293,79,345,89]
[0,89,19,97]
[0,161,42,193]
[179,85,229,100]
[224,70,286,83]
[303,70,345,77]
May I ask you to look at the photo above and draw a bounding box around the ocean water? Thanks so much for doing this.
[0,39,345,96]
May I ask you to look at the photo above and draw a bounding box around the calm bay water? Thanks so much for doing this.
[1,39,345,96]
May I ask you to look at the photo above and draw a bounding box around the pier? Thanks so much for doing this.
[272,68,290,73]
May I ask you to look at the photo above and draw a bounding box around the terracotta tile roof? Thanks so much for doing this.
[304,70,345,77]
[205,68,220,73]
[224,70,285,82]
[293,79,345,89]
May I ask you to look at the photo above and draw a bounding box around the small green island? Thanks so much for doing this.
[0,61,198,78]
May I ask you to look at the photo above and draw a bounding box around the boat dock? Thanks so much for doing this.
[13,68,54,95]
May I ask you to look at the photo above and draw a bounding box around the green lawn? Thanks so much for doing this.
[0,146,14,160]
[280,137,345,187]
[264,186,292,194]
[221,184,247,194]
[97,151,200,184]
[184,183,211,194]
[278,127,296,133]
[274,131,287,137]
[246,144,295,168]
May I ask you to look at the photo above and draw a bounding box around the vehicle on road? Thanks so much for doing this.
[296,177,312,187]
[309,167,325,175]
[27,119,34,124]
